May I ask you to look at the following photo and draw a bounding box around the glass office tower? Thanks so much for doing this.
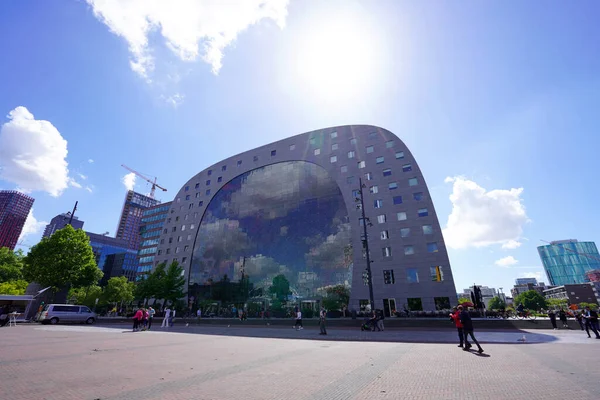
[538,240,600,285]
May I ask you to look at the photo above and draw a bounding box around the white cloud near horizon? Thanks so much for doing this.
[519,271,543,281]
[18,209,47,243]
[495,256,518,267]
[88,159,94,164]
[443,177,528,249]
[86,0,289,80]
[121,172,136,191]
[0,106,70,197]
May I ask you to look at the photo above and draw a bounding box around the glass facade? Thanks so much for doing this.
[538,241,600,285]
[189,161,352,304]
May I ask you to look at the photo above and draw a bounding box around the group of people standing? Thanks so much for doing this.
[132,306,155,332]
[547,306,600,338]
[450,305,484,353]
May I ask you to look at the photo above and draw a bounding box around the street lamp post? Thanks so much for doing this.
[356,178,375,311]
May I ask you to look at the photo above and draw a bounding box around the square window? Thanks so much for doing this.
[407,298,423,311]
[163,229,168,234]
[383,168,392,177]
[309,137,316,145]
[365,172,373,180]
[160,239,164,244]
[348,151,356,159]
[172,227,177,232]
[406,268,419,283]
[402,164,412,172]
[199,201,203,207]
[185,195,190,200]
[181,225,186,231]
[346,176,355,184]
[413,192,424,201]
[369,132,377,140]
[330,155,337,163]
[188,203,193,209]
[190,224,195,229]
[289,144,296,151]
[400,228,410,238]
[350,138,357,145]
[395,151,405,159]
[366,145,374,154]
[168,237,173,244]
[386,140,395,148]
[330,131,338,138]
[185,214,189,220]
[218,177,223,183]
[370,185,379,194]
[195,183,200,189]
[332,143,339,151]
[208,169,212,176]
[352,189,360,198]
[166,248,171,254]
[380,230,389,240]
[427,242,439,253]
[430,266,444,282]
[341,165,348,173]
[397,212,407,221]
[382,247,392,257]
[377,214,386,224]
[185,186,189,192]
[253,155,259,162]
[222,165,227,171]
[422,225,433,235]
[187,234,192,240]
[393,196,403,205]
[237,160,242,167]
[434,297,451,310]
[206,189,211,196]
[157,250,162,255]
[376,156,384,164]
[182,257,187,263]
[314,148,321,155]
[206,180,211,186]
[195,192,200,198]
[418,208,428,217]
[358,161,366,169]
[175,247,180,254]
[388,182,398,190]
[409,178,418,186]
[374,199,383,208]
[404,245,414,255]
[175,216,179,222]
[384,269,395,284]
[184,245,189,252]
[194,212,198,218]
[271,150,276,157]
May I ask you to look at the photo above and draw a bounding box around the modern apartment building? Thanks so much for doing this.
[42,213,84,238]
[115,190,160,251]
[137,201,172,278]
[151,125,457,312]
[515,277,538,286]
[0,190,34,250]
[86,232,137,283]
[538,240,600,285]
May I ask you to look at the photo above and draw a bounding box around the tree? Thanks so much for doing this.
[269,274,291,302]
[159,261,186,308]
[0,279,28,295]
[69,285,103,308]
[514,290,548,311]
[458,297,471,305]
[135,265,166,305]
[488,296,506,310]
[322,285,350,311]
[0,247,25,283]
[23,225,103,290]
[547,298,568,309]
[103,276,135,306]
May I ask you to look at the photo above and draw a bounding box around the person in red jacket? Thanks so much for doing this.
[132,308,143,332]
[449,306,464,348]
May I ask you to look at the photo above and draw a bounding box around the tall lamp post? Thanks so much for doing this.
[356,178,375,311]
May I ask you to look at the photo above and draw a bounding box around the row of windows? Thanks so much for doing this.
[158,245,190,255]
[141,213,168,223]
[367,266,445,286]
[380,225,433,240]
[378,242,439,257]
[139,247,157,256]
[139,256,155,264]
[349,176,419,188]
[161,234,194,245]
[141,230,161,239]
[141,238,160,247]
[361,209,428,226]
[373,192,424,208]
[141,222,164,232]
[141,205,170,218]
[162,223,196,234]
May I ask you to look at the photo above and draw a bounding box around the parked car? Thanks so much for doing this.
[39,304,97,325]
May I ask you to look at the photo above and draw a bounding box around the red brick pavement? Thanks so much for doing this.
[0,325,598,400]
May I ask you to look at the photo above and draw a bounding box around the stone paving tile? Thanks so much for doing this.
[0,325,599,400]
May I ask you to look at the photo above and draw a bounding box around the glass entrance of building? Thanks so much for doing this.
[383,298,396,317]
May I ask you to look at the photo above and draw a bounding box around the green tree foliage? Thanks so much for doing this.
[69,285,103,308]
[103,276,135,305]
[269,274,291,302]
[322,285,350,311]
[458,297,471,305]
[135,265,166,305]
[0,279,28,295]
[488,296,506,310]
[514,290,548,311]
[547,298,568,309]
[161,261,186,307]
[23,225,103,289]
[0,247,25,283]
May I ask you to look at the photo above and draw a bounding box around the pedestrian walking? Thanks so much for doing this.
[161,307,171,328]
[376,309,385,332]
[449,307,464,347]
[458,305,484,353]
[132,308,143,332]
[548,309,557,330]
[319,307,327,335]
[294,309,303,330]
[558,308,568,328]
[575,312,585,330]
[196,308,202,320]
[582,306,600,339]
[170,309,176,327]
[141,308,149,330]
[147,307,155,330]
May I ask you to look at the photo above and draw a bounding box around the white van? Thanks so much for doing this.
[39,304,97,325]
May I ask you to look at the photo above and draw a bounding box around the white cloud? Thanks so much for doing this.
[0,106,70,197]
[78,173,88,180]
[502,240,522,250]
[161,93,185,108]
[519,271,543,281]
[18,209,47,242]
[86,0,289,80]
[443,177,528,249]
[121,172,136,191]
[85,186,93,193]
[88,159,94,164]
[69,178,83,189]
[495,256,518,267]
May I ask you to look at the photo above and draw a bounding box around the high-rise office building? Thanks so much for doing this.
[115,190,160,250]
[137,201,172,278]
[538,240,600,286]
[515,277,538,286]
[86,231,138,283]
[0,190,34,250]
[42,213,84,238]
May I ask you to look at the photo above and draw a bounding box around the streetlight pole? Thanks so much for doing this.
[357,178,375,311]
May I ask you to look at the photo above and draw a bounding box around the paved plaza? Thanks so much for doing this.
[1,324,599,400]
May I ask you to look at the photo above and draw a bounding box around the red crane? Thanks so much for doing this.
[121,164,167,199]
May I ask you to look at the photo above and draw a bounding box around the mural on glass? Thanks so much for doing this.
[189,161,352,305]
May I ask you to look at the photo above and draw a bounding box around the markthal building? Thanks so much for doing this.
[152,126,457,315]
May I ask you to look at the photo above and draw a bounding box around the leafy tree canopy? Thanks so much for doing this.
[269,274,291,302]
[69,285,103,308]
[514,290,548,311]
[0,247,25,283]
[103,276,135,305]
[488,296,506,310]
[160,261,186,307]
[0,279,28,295]
[458,297,471,305]
[23,225,103,289]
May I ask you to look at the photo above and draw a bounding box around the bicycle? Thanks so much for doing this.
[515,309,537,320]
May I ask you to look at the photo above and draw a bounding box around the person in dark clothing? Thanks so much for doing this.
[458,305,484,353]
[582,306,600,339]
[449,307,464,347]
[547,309,557,330]
[575,312,585,330]
[319,307,327,335]
[558,308,568,328]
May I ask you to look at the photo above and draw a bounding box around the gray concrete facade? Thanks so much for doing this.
[153,125,457,311]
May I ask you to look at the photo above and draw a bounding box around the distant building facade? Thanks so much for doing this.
[538,240,600,285]
[42,213,84,238]
[86,232,137,283]
[515,277,538,286]
[116,190,160,251]
[585,269,600,282]
[137,201,172,278]
[0,190,34,250]
[543,283,599,306]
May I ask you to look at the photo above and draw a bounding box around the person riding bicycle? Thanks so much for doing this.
[516,303,525,316]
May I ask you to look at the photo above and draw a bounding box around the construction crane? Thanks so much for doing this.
[121,164,167,199]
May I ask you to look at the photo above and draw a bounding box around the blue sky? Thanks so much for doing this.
[1,0,599,295]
